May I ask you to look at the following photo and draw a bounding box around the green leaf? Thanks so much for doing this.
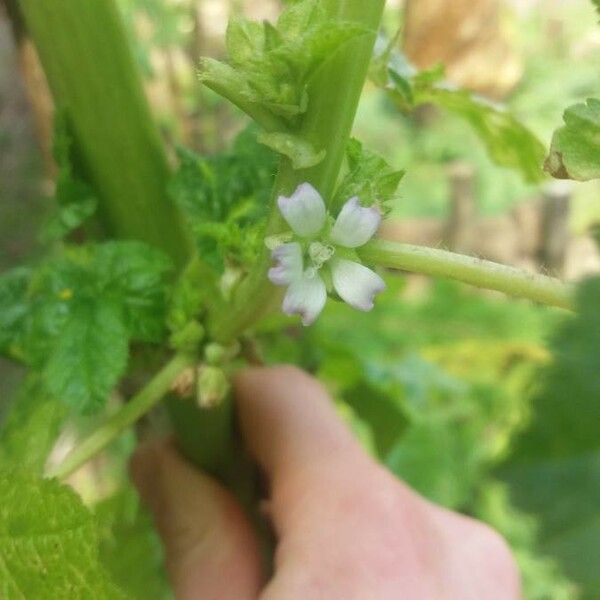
[276,0,324,38]
[0,268,31,358]
[0,472,125,599]
[226,17,265,68]
[0,376,67,474]
[419,88,547,183]
[169,127,276,273]
[96,488,170,600]
[201,2,367,127]
[44,300,129,414]
[544,98,600,182]
[93,241,173,343]
[332,138,404,213]
[501,277,600,598]
[257,130,325,169]
[43,113,98,241]
[374,43,547,183]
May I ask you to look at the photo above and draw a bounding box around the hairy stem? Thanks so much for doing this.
[359,240,574,311]
[49,353,196,481]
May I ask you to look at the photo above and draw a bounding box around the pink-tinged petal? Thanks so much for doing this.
[282,270,327,326]
[277,183,326,238]
[330,197,381,248]
[268,242,303,286]
[330,259,386,311]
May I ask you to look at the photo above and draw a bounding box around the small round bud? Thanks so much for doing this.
[196,366,230,408]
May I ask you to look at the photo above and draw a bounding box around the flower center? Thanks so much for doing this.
[308,241,335,270]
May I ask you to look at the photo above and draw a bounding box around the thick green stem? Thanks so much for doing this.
[359,240,574,311]
[14,0,191,267]
[49,353,196,481]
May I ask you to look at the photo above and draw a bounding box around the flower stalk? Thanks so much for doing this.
[48,352,196,481]
[359,240,574,311]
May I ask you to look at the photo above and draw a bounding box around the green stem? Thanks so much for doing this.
[14,0,192,267]
[359,240,574,311]
[48,353,195,481]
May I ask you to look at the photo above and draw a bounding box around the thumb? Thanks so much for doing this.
[130,439,263,600]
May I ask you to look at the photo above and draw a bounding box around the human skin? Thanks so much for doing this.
[130,366,521,600]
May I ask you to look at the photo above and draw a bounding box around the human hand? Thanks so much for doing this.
[130,366,521,599]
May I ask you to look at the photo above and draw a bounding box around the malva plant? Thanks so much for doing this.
[0,0,599,596]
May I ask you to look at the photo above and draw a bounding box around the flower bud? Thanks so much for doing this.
[196,366,230,408]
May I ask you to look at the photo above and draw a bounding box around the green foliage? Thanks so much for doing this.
[502,277,600,598]
[0,472,125,599]
[200,0,367,164]
[545,98,600,181]
[477,483,579,600]
[332,138,404,213]
[96,488,171,600]
[169,127,276,273]
[0,376,66,474]
[371,39,547,183]
[0,241,172,413]
[43,114,98,241]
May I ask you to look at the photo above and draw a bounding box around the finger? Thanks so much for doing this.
[233,366,373,530]
[130,439,263,600]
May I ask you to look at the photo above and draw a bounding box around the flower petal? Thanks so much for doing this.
[330,259,386,311]
[282,270,327,326]
[277,183,327,238]
[330,197,381,248]
[268,242,303,286]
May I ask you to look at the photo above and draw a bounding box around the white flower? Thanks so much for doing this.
[268,183,385,325]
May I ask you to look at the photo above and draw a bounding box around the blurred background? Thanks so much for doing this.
[1,0,599,598]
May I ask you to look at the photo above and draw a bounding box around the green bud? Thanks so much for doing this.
[204,341,241,365]
[196,366,230,408]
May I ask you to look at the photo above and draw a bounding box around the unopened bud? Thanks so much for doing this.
[196,366,230,408]
[170,320,205,352]
[204,341,241,365]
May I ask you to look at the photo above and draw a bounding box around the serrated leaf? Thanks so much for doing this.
[544,98,600,182]
[169,127,276,273]
[333,138,404,213]
[0,376,66,474]
[0,267,31,358]
[226,17,265,68]
[201,2,366,127]
[93,241,173,342]
[44,300,128,414]
[258,130,325,169]
[276,0,324,38]
[0,472,125,599]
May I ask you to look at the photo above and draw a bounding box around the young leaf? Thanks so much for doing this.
[544,98,600,181]
[0,473,126,599]
[44,300,129,414]
[169,127,276,272]
[332,138,404,213]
